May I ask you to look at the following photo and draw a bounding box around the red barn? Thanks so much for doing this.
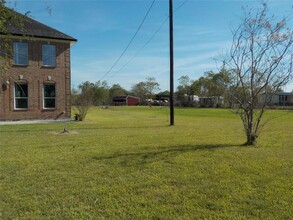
[112,95,140,106]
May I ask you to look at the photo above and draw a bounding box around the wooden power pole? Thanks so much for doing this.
[169,0,174,126]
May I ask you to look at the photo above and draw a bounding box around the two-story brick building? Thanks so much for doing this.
[0,8,77,121]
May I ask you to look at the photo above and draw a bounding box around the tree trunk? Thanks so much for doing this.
[246,132,257,145]
[244,109,257,145]
[245,121,257,145]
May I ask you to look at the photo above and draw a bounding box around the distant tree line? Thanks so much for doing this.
[72,63,290,113]
[71,70,234,111]
[72,69,235,106]
[176,68,232,107]
[71,76,161,108]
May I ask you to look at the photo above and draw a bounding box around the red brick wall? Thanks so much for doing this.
[0,39,72,120]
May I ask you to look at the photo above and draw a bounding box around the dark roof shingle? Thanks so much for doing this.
[2,7,77,42]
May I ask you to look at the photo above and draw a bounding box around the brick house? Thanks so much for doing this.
[0,8,77,121]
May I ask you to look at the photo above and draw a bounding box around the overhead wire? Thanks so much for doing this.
[106,17,168,81]
[105,0,189,82]
[98,0,156,81]
[174,0,189,12]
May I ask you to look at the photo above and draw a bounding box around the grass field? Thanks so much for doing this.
[0,107,292,219]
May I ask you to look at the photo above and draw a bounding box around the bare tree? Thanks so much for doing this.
[72,82,96,121]
[225,2,293,145]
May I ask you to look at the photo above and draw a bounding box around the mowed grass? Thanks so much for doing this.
[0,107,292,219]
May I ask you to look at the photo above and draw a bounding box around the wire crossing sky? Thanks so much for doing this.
[105,0,189,82]
[99,0,156,82]
[8,0,293,91]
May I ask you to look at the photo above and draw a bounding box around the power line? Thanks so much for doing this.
[105,0,189,82]
[99,0,156,81]
[174,0,189,12]
[106,17,168,81]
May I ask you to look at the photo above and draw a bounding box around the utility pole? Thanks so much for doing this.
[169,0,174,126]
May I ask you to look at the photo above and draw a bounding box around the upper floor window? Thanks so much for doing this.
[13,42,28,65]
[43,84,56,109]
[14,83,28,109]
[42,45,56,67]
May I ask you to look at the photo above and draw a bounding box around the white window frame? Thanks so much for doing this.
[42,45,56,67]
[43,83,56,109]
[13,42,28,65]
[14,83,28,110]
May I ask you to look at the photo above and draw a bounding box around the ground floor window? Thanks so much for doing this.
[44,84,56,108]
[279,95,288,103]
[14,83,28,109]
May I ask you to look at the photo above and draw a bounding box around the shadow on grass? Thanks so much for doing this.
[77,125,169,130]
[0,124,169,133]
[92,144,238,162]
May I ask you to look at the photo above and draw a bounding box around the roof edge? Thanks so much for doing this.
[0,33,77,47]
[2,32,77,41]
[3,7,77,43]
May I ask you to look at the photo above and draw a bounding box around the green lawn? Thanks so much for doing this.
[1,107,292,219]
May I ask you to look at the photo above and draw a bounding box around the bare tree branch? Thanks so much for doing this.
[224,2,293,145]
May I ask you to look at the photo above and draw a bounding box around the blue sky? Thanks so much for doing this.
[7,0,293,92]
